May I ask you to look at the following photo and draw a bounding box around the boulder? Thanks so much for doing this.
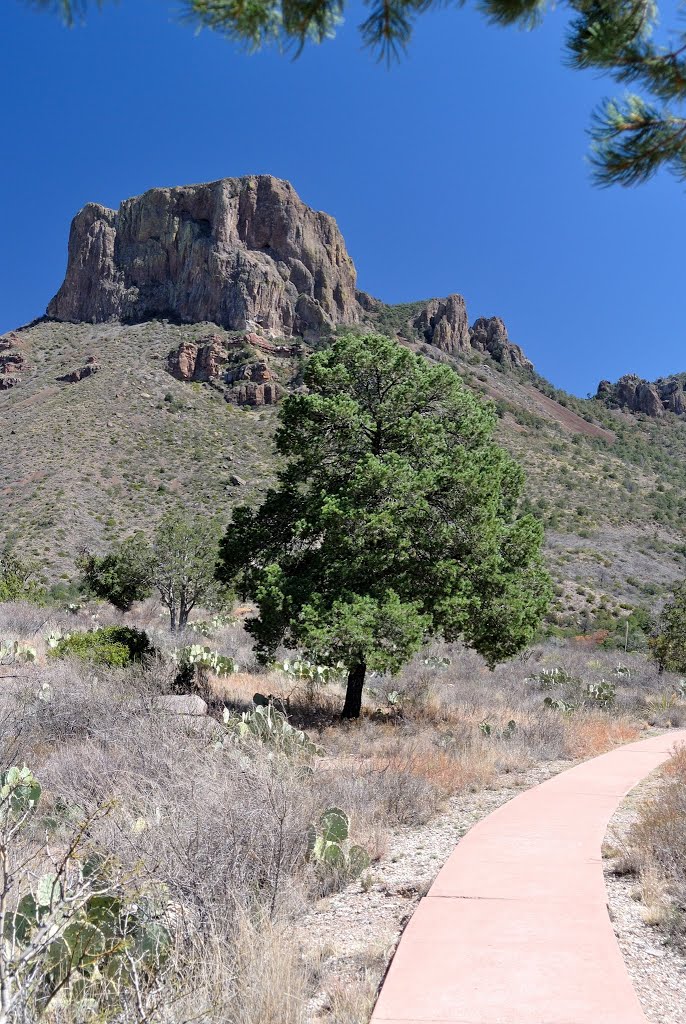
[156,694,208,716]
[58,363,100,384]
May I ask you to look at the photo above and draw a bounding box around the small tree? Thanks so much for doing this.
[0,550,45,605]
[218,333,551,718]
[152,512,226,632]
[79,534,154,611]
[79,514,226,632]
[651,582,686,673]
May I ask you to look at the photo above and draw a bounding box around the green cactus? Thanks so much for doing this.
[0,640,37,665]
[172,644,236,692]
[306,808,371,880]
[221,704,320,758]
[1,768,171,1013]
[585,680,616,707]
[543,696,577,713]
[0,766,41,819]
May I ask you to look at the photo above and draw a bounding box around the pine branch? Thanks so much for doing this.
[590,93,686,184]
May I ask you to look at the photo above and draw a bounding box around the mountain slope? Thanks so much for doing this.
[4,174,686,630]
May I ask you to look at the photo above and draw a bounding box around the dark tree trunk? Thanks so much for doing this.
[341,662,366,719]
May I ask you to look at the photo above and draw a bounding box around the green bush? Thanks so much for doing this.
[49,627,155,667]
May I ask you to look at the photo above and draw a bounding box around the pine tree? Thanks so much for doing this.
[218,333,551,718]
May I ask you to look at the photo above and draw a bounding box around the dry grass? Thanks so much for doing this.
[563,713,641,758]
[621,744,686,944]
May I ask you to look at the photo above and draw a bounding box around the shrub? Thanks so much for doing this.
[49,627,155,667]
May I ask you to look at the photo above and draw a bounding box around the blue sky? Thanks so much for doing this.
[1,0,683,396]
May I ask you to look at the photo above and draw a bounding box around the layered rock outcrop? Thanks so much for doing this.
[168,334,228,382]
[596,374,686,418]
[0,334,27,391]
[47,176,361,337]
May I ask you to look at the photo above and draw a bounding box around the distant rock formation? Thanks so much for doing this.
[596,374,686,417]
[167,333,286,406]
[47,176,361,337]
[413,295,471,354]
[410,296,533,371]
[469,316,533,371]
[168,334,228,382]
[45,174,537,374]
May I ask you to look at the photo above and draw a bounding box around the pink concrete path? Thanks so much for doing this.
[371,729,686,1024]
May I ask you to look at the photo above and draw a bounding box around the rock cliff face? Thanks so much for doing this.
[413,295,471,354]
[596,374,686,417]
[47,176,361,337]
[46,174,537,375]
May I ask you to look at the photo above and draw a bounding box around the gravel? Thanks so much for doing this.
[604,772,686,1024]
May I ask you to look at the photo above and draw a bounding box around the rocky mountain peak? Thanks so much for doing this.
[47,175,361,338]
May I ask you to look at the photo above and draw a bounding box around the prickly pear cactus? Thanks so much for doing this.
[221,705,320,758]
[306,808,371,879]
[0,766,41,820]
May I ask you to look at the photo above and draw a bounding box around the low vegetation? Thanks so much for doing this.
[0,590,684,1022]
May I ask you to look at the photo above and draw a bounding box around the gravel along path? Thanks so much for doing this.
[300,759,570,1023]
[604,769,686,1024]
[369,730,686,1024]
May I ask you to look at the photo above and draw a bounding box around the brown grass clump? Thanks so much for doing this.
[563,712,641,758]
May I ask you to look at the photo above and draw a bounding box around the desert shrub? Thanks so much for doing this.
[49,626,155,667]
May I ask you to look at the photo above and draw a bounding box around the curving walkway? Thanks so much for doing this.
[371,729,686,1024]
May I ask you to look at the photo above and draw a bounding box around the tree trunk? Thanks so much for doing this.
[341,662,366,719]
[169,606,177,633]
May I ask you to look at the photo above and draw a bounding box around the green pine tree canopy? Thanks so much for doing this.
[217,334,551,718]
[28,0,686,186]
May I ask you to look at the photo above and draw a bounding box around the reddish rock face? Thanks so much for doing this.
[58,363,100,384]
[47,176,362,337]
[232,381,281,406]
[168,335,229,382]
[228,361,272,385]
[169,341,199,381]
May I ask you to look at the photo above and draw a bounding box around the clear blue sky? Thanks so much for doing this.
[1,0,683,396]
